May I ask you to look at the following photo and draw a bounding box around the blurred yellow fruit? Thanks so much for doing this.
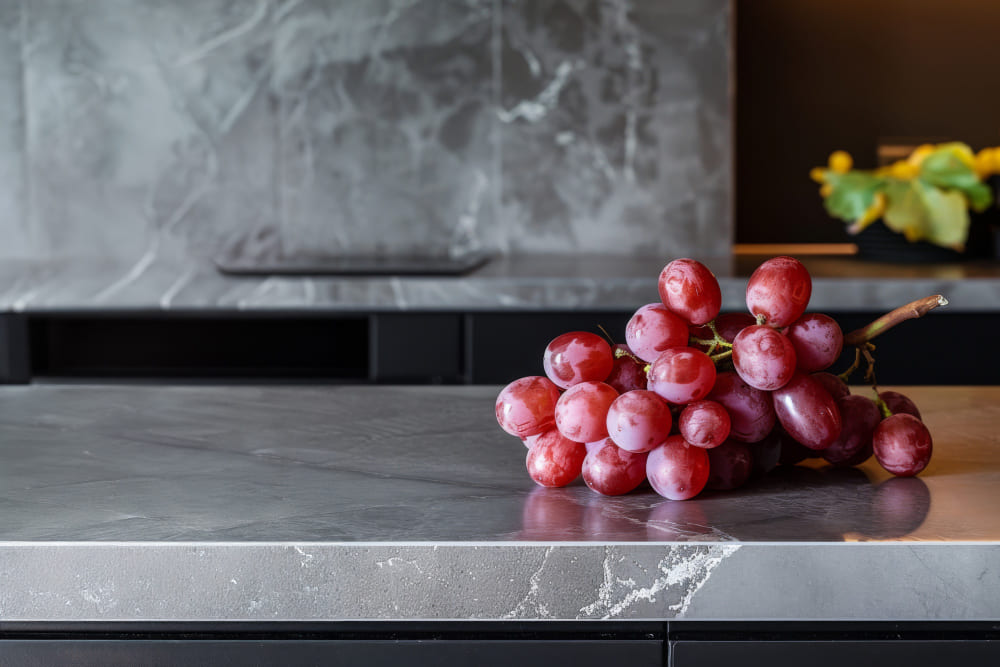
[888,160,919,180]
[848,192,887,234]
[820,184,833,197]
[828,150,853,173]
[989,148,1000,173]
[974,149,993,179]
[907,144,935,166]
[810,167,827,183]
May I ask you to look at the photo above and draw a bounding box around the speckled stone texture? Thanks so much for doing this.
[0,385,999,621]
[0,0,731,273]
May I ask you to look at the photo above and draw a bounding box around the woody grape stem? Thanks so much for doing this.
[843,295,948,346]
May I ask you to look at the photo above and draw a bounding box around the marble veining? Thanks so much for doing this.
[2,254,1000,312]
[0,384,999,621]
[0,0,731,282]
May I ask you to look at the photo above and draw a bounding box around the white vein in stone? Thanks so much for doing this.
[502,546,554,619]
[579,544,739,619]
[173,0,270,67]
[497,61,578,124]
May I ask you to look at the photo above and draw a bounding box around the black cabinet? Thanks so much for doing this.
[671,640,1000,666]
[3,310,998,385]
[0,639,663,667]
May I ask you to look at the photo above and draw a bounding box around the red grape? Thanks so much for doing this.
[707,371,776,443]
[879,391,922,420]
[647,347,716,404]
[751,429,783,475]
[786,313,843,372]
[554,381,618,443]
[778,432,817,465]
[772,372,842,450]
[821,394,881,466]
[582,438,649,495]
[658,259,722,325]
[605,344,647,393]
[525,429,587,487]
[678,400,731,449]
[840,440,874,467]
[746,256,812,328]
[625,303,689,363]
[646,435,710,500]
[605,389,673,453]
[542,331,613,389]
[811,371,850,400]
[873,413,932,477]
[715,312,756,342]
[705,440,754,491]
[496,376,562,438]
[689,313,754,353]
[732,324,797,390]
[688,323,714,353]
[522,433,542,449]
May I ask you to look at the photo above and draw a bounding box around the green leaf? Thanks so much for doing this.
[822,171,884,222]
[919,144,980,190]
[963,182,994,212]
[883,179,969,249]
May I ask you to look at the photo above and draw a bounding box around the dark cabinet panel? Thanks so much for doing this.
[372,313,465,383]
[0,639,663,667]
[0,313,29,383]
[671,640,1000,667]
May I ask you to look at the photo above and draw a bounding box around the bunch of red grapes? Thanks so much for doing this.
[495,256,934,501]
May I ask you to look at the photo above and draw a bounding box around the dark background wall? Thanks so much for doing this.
[736,0,1000,244]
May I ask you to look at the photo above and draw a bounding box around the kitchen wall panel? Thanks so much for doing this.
[0,1,25,259]
[2,0,731,268]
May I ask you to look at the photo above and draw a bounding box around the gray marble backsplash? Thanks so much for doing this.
[0,0,731,264]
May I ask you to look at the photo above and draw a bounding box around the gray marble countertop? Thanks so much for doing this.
[1,254,1000,313]
[1,384,998,622]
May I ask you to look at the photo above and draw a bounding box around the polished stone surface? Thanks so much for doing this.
[1,254,999,312]
[0,384,998,621]
[2,0,730,266]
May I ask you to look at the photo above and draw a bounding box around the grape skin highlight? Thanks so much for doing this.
[605,389,673,453]
[873,413,933,477]
[745,256,812,328]
[625,303,689,363]
[554,381,619,443]
[542,331,613,390]
[679,400,731,449]
[582,438,649,496]
[732,325,797,391]
[526,429,587,487]
[647,347,717,405]
[657,259,722,326]
[772,372,843,450]
[496,376,562,438]
[646,435,710,501]
[786,313,844,372]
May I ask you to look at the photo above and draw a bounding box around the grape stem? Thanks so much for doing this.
[614,346,645,365]
[710,349,733,363]
[872,390,893,419]
[597,324,616,347]
[843,295,948,346]
[689,319,734,355]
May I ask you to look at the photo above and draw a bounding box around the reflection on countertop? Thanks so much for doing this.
[0,384,994,542]
[1,253,1000,312]
[1,384,998,622]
